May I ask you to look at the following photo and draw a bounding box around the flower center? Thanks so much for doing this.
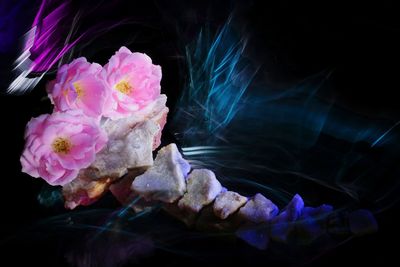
[52,137,72,154]
[115,80,132,95]
[73,82,84,98]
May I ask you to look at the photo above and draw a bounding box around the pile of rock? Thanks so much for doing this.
[127,143,335,249]
[130,144,281,226]
[63,137,376,249]
[62,95,168,209]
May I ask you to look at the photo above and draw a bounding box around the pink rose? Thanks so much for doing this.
[20,110,108,186]
[101,46,162,119]
[47,57,109,119]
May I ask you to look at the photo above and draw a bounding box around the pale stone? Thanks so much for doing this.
[131,143,190,203]
[178,169,222,213]
[90,120,158,178]
[101,94,168,140]
[238,193,278,223]
[89,95,168,179]
[213,191,247,219]
[63,95,168,209]
[101,95,168,148]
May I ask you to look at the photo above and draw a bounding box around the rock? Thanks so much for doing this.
[149,97,168,150]
[101,94,169,150]
[298,204,333,241]
[178,169,222,213]
[270,194,304,242]
[282,193,304,221]
[90,120,158,178]
[295,205,333,243]
[85,94,169,179]
[213,191,247,219]
[131,143,190,203]
[84,95,168,179]
[236,225,270,250]
[109,167,156,212]
[195,205,242,231]
[109,170,142,206]
[62,171,113,209]
[63,96,168,209]
[163,203,198,227]
[301,204,333,217]
[238,193,278,223]
[62,120,157,209]
[269,202,333,244]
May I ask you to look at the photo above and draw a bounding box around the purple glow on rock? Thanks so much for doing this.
[269,197,303,242]
[236,226,270,250]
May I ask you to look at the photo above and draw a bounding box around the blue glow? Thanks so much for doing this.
[371,120,400,147]
[37,185,63,207]
[175,18,257,136]
[171,19,400,214]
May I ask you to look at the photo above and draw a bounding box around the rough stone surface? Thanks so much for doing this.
[131,143,190,203]
[90,95,169,179]
[64,167,148,210]
[269,194,304,242]
[101,95,168,140]
[213,191,247,219]
[275,193,304,222]
[90,120,158,178]
[178,169,222,213]
[63,95,168,209]
[238,193,278,223]
[62,171,113,209]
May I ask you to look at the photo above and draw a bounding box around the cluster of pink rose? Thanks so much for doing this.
[20,47,162,186]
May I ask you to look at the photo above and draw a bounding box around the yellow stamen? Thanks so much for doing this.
[52,137,72,154]
[115,80,132,95]
[73,82,84,98]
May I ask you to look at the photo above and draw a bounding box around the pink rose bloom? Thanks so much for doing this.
[47,57,109,119]
[20,110,108,186]
[101,46,162,119]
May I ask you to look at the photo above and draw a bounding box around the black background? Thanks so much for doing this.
[1,0,399,266]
